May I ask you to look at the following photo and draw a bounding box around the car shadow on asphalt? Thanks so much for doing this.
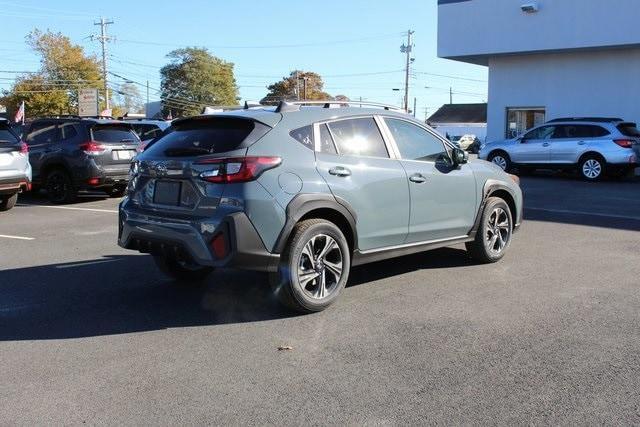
[0,248,475,341]
[17,190,112,206]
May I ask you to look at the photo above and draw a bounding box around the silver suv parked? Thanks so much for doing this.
[119,101,523,312]
[0,119,31,211]
[479,117,640,181]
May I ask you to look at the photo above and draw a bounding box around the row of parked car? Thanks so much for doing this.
[0,116,170,210]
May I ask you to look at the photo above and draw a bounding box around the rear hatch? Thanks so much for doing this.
[616,122,640,157]
[130,116,273,217]
[87,123,140,175]
[0,124,26,175]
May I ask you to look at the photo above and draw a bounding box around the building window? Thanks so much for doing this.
[506,108,546,138]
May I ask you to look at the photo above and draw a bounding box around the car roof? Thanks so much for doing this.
[178,105,417,129]
[31,117,133,126]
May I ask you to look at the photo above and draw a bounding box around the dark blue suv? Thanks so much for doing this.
[25,117,140,203]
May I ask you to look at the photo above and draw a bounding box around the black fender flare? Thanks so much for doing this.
[469,179,520,237]
[273,193,358,254]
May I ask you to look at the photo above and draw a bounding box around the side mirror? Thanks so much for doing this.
[451,147,468,166]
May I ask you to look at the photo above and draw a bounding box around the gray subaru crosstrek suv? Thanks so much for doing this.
[119,101,522,312]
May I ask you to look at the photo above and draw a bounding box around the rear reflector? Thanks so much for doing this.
[197,156,281,183]
[211,233,227,258]
[87,178,100,186]
[614,139,634,148]
[19,142,28,155]
[80,141,106,155]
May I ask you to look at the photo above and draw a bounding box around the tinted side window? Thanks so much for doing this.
[327,117,388,158]
[385,118,446,161]
[319,124,337,154]
[59,123,78,141]
[27,123,58,144]
[133,124,162,141]
[524,125,555,140]
[553,125,609,139]
[290,125,314,150]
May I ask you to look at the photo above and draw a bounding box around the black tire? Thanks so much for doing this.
[108,187,127,198]
[45,169,76,204]
[153,255,214,282]
[0,192,18,211]
[578,154,605,182]
[270,219,351,313]
[466,197,513,264]
[488,151,512,172]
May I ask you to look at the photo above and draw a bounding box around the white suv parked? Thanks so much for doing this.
[479,117,640,180]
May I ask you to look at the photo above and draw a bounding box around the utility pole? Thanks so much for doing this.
[146,80,149,116]
[424,107,429,122]
[302,77,308,100]
[295,71,300,101]
[93,17,114,110]
[449,87,453,104]
[413,97,417,117]
[400,30,414,112]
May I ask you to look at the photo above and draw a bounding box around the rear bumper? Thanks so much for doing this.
[118,207,280,272]
[0,175,31,194]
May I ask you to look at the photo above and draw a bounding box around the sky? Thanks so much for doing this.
[0,0,488,118]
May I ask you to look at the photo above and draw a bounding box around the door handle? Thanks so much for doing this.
[542,142,550,147]
[328,166,351,177]
[409,173,427,183]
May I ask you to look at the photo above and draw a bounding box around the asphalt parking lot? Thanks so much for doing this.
[1,175,639,424]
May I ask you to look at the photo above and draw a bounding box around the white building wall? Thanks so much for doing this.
[439,0,640,64]
[486,48,640,142]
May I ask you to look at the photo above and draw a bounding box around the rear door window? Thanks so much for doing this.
[59,123,78,141]
[143,117,270,157]
[91,124,139,143]
[327,117,388,158]
[617,122,640,137]
[27,122,58,144]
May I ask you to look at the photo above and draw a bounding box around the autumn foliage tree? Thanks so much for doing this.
[1,30,103,119]
[261,70,333,105]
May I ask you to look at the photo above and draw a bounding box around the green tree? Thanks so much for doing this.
[160,47,238,117]
[1,30,102,119]
[261,70,332,105]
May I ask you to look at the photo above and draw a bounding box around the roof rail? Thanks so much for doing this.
[290,100,404,111]
[547,117,624,123]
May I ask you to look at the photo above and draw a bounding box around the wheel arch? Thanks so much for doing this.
[470,180,520,238]
[273,194,358,254]
[41,160,73,182]
[578,151,605,165]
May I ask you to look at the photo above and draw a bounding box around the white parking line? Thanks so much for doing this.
[0,234,35,241]
[19,204,118,214]
[56,259,120,269]
[526,207,640,221]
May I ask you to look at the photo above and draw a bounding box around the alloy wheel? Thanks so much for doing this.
[297,234,343,300]
[485,207,511,254]
[491,155,508,170]
[582,159,602,179]
[47,172,68,202]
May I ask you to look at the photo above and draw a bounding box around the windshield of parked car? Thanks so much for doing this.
[0,126,19,143]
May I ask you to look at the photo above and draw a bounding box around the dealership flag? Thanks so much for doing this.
[14,101,24,124]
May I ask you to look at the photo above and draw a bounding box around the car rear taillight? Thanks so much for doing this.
[80,141,106,155]
[614,139,634,148]
[19,142,28,155]
[197,156,282,183]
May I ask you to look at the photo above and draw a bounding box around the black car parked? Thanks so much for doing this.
[25,117,140,203]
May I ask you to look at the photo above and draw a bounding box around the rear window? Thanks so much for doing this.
[617,122,640,137]
[144,117,270,157]
[0,126,19,144]
[91,124,139,143]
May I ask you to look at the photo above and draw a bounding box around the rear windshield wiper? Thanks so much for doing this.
[120,138,136,143]
[163,147,211,157]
